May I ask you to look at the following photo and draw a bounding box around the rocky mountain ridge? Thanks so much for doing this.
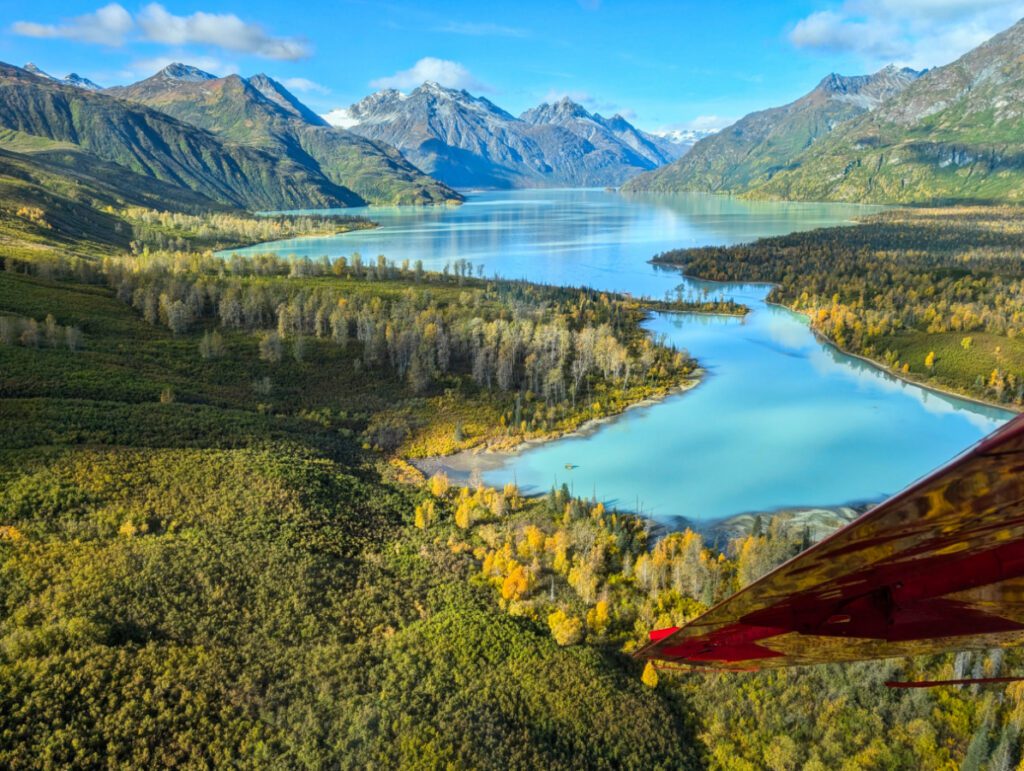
[329,83,686,188]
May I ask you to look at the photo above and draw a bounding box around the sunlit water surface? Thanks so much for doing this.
[226,189,1013,524]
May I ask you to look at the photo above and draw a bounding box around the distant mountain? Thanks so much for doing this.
[752,19,1024,203]
[63,73,103,91]
[328,83,679,188]
[624,65,921,195]
[0,62,354,210]
[24,63,102,91]
[650,128,718,151]
[105,65,461,206]
[519,97,684,167]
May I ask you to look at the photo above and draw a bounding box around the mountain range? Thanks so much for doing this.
[627,17,1024,204]
[750,17,1024,203]
[623,65,922,195]
[7,13,1024,215]
[327,83,686,189]
[102,64,460,207]
[23,63,102,91]
[0,62,361,212]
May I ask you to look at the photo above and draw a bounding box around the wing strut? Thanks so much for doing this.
[885,676,1024,689]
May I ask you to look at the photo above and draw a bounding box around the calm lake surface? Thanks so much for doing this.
[228,189,1013,524]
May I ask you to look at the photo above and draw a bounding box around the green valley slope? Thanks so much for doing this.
[0,142,226,260]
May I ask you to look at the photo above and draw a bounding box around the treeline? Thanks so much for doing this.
[0,249,699,456]
[654,207,1024,404]
[0,312,82,349]
[104,251,692,411]
[121,207,375,252]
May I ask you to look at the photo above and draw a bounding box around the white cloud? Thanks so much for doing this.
[137,4,310,60]
[790,11,903,60]
[12,3,133,46]
[13,3,310,60]
[655,115,737,135]
[279,77,329,95]
[437,21,530,37]
[685,115,737,131]
[788,0,1024,69]
[323,108,360,129]
[370,58,490,92]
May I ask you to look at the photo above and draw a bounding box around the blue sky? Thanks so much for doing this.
[4,0,1024,131]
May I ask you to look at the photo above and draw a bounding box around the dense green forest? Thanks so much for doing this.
[654,207,1024,408]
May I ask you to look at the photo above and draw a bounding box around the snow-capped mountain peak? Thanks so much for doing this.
[23,63,103,90]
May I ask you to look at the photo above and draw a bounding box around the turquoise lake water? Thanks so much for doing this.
[228,189,1014,524]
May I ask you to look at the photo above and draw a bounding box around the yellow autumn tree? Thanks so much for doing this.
[501,562,532,601]
[925,351,936,369]
[503,482,520,510]
[586,600,610,634]
[454,498,474,529]
[414,499,436,529]
[521,525,546,557]
[641,661,659,688]
[429,472,450,498]
[547,609,583,646]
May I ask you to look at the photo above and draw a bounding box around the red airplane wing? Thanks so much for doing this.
[636,414,1024,670]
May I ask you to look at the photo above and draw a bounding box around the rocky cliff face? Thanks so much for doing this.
[330,83,680,188]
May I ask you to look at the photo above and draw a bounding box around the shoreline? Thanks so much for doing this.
[213,220,379,253]
[410,374,703,477]
[659,263,1019,416]
[766,299,1021,416]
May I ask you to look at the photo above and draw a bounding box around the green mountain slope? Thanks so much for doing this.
[0,62,358,211]
[755,19,1024,203]
[624,66,919,194]
[106,66,462,206]
[0,142,229,259]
